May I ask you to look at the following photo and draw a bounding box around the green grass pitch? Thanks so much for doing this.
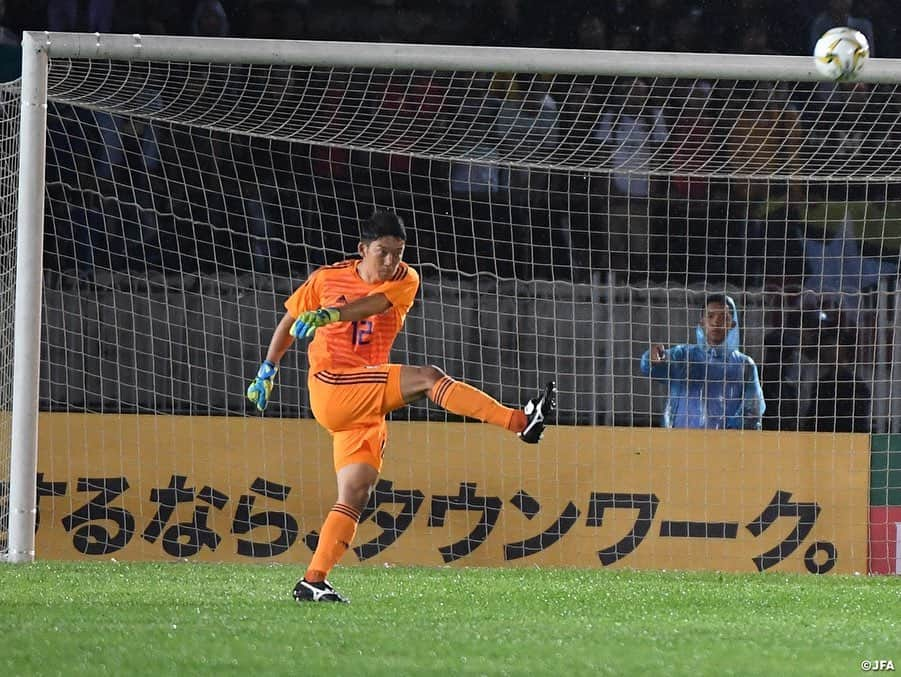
[1,562,898,676]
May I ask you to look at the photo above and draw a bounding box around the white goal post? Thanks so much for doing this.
[5,32,901,566]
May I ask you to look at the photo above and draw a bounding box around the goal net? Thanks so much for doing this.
[4,34,900,572]
[0,82,18,557]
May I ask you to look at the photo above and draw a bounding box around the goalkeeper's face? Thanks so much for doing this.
[358,236,406,282]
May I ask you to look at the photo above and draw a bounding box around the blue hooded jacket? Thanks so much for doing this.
[639,296,766,430]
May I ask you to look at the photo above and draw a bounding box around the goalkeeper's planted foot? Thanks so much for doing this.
[519,381,557,444]
[293,578,349,604]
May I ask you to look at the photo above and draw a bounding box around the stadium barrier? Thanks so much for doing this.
[33,413,870,573]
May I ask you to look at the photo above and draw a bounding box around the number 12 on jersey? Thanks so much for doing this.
[352,320,373,345]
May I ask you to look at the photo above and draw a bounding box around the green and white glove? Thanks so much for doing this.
[246,360,278,411]
[290,307,340,339]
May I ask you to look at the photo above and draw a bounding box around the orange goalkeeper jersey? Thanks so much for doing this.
[284,259,420,373]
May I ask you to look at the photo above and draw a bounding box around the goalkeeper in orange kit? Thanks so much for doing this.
[247,210,556,603]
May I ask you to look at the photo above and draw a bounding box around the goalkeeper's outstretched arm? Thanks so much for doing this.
[265,312,297,364]
[248,294,393,411]
[246,313,297,412]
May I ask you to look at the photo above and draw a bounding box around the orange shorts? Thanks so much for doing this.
[308,365,406,472]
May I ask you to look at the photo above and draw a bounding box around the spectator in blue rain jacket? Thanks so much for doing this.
[640,294,765,430]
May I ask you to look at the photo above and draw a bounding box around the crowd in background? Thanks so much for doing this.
[11,0,901,287]
[5,1,900,433]
[3,0,900,57]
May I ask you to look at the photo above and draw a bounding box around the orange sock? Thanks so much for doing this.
[429,376,526,433]
[305,503,360,582]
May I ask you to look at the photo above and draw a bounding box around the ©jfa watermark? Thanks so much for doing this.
[861,660,895,671]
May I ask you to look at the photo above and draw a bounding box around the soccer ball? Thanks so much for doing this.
[813,27,870,80]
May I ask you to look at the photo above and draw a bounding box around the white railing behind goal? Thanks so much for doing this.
[5,33,901,565]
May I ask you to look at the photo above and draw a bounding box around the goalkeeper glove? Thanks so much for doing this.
[246,359,278,412]
[290,307,340,339]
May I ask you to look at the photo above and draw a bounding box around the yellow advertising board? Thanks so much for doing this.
[34,413,870,573]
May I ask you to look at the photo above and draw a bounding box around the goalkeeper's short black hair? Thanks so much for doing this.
[361,210,406,243]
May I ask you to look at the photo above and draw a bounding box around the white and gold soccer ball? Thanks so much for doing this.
[813,27,870,80]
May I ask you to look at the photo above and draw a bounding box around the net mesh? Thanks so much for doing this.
[5,47,900,568]
[39,59,901,429]
[46,62,901,178]
[0,82,20,558]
